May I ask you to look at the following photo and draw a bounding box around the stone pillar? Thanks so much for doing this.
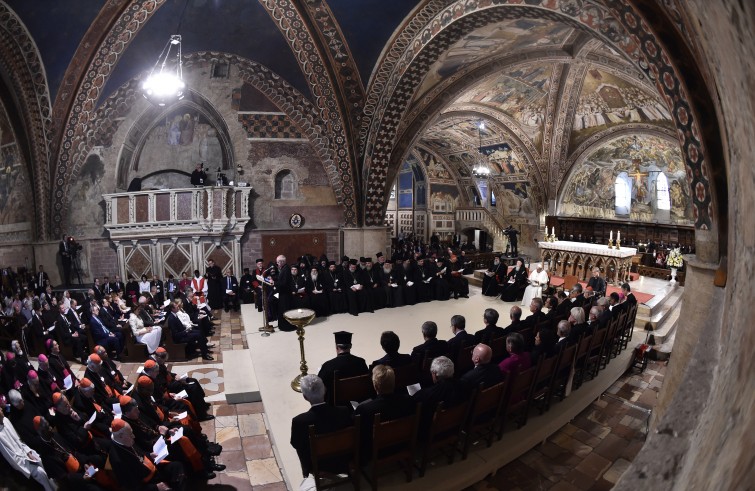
[650,255,719,429]
[340,227,390,259]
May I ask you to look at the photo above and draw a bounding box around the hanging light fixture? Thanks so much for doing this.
[472,121,492,178]
[142,34,185,106]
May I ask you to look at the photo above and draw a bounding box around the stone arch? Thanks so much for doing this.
[0,3,53,240]
[115,90,235,190]
[274,169,298,200]
[360,0,721,253]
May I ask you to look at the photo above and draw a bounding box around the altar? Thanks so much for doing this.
[538,241,637,284]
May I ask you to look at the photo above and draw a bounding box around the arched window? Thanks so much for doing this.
[656,172,671,211]
[274,170,296,199]
[615,172,631,216]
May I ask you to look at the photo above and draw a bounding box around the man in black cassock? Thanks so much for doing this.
[205,259,223,310]
[317,331,369,405]
[322,261,347,314]
[273,255,296,331]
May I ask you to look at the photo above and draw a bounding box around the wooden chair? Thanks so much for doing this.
[489,336,506,363]
[308,416,361,491]
[333,372,375,407]
[525,348,562,417]
[120,327,150,363]
[365,405,421,490]
[610,312,628,358]
[454,344,475,378]
[571,333,594,391]
[600,318,620,371]
[417,400,471,476]
[461,377,508,459]
[163,323,188,362]
[498,363,539,432]
[563,275,579,292]
[548,342,578,407]
[583,327,609,380]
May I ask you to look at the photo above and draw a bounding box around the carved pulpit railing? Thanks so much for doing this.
[102,187,253,280]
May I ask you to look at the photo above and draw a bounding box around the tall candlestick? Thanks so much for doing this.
[617,231,621,242]
[610,230,613,242]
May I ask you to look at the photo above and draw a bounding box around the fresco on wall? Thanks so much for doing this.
[68,153,107,237]
[0,111,34,227]
[416,148,453,181]
[138,108,224,176]
[496,182,535,217]
[430,183,460,213]
[416,19,573,99]
[570,68,673,149]
[560,135,692,223]
[456,64,553,149]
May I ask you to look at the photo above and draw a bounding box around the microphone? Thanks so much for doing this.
[264,264,276,273]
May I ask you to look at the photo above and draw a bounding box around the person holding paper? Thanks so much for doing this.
[51,392,99,454]
[0,408,56,491]
[521,263,549,307]
[500,258,528,302]
[46,339,78,389]
[120,395,220,480]
[129,305,163,354]
[153,348,213,422]
[109,419,186,491]
[222,268,240,313]
[71,378,113,438]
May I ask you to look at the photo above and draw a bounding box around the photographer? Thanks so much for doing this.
[191,162,207,186]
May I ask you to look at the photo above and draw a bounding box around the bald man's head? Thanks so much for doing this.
[472,344,492,366]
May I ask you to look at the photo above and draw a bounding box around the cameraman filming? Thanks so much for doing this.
[191,162,207,187]
[59,234,74,286]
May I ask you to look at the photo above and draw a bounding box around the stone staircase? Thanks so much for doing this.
[455,207,508,251]
[633,284,683,353]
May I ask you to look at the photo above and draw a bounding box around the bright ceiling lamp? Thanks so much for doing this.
[142,34,185,107]
[472,121,492,178]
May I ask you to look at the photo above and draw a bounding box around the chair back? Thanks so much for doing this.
[309,416,361,491]
[468,378,507,426]
[563,275,579,291]
[489,336,506,361]
[368,405,422,486]
[455,344,475,376]
[393,364,420,392]
[121,327,149,362]
[333,371,375,407]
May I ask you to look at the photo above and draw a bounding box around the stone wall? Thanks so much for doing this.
[615,0,755,489]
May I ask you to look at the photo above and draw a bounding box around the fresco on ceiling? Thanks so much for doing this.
[481,143,526,175]
[430,183,460,214]
[416,148,452,181]
[417,18,573,98]
[138,108,224,177]
[570,68,673,149]
[560,135,692,223]
[496,182,535,217]
[0,111,34,227]
[456,64,553,149]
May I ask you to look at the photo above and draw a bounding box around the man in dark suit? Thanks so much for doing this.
[474,308,506,345]
[369,331,413,369]
[58,235,73,286]
[110,275,124,294]
[222,269,240,312]
[92,277,103,302]
[621,283,638,307]
[55,303,87,364]
[88,304,123,358]
[555,320,572,350]
[411,356,467,437]
[35,265,50,295]
[317,331,369,404]
[290,375,353,478]
[587,268,607,297]
[460,344,503,390]
[354,365,417,461]
[521,297,547,331]
[168,302,213,360]
[446,314,475,364]
[273,255,296,331]
[502,305,525,336]
[410,321,448,368]
[240,267,255,305]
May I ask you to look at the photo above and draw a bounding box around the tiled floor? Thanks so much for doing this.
[13,306,666,491]
[465,360,666,491]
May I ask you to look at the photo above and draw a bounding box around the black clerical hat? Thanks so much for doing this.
[334,331,352,345]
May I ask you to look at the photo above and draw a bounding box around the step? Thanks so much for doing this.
[634,287,684,329]
[222,349,261,404]
[651,302,680,344]
[467,273,482,288]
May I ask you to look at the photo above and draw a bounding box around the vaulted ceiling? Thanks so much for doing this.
[0,0,719,237]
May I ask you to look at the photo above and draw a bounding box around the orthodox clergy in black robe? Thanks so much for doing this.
[433,257,451,301]
[482,255,507,296]
[449,256,469,298]
[380,261,404,308]
[417,258,436,302]
[501,259,529,302]
[272,258,296,331]
[343,260,370,316]
[401,259,420,306]
[240,267,255,304]
[322,262,348,314]
[305,267,330,317]
[205,260,223,310]
[362,259,386,310]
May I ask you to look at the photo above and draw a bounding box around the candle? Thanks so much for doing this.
[610,230,613,242]
[297,309,302,313]
[617,231,621,242]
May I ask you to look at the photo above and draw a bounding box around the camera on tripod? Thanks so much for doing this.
[67,236,82,254]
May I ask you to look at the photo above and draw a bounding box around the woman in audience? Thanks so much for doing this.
[498,333,532,375]
[530,329,557,364]
[128,305,163,354]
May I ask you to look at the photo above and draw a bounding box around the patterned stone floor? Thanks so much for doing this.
[465,360,667,491]
[7,309,665,491]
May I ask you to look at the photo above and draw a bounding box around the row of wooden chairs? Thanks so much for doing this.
[312,303,638,490]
